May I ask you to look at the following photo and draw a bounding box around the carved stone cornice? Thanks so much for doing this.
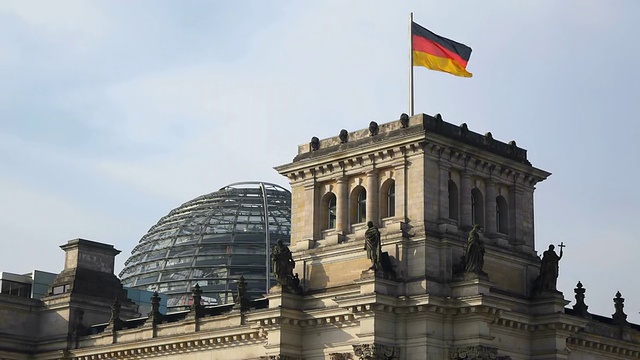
[330,353,354,360]
[352,343,399,360]
[449,345,511,360]
[72,330,265,360]
[259,356,303,360]
[567,337,640,357]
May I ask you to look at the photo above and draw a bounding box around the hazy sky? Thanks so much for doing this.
[1,1,638,322]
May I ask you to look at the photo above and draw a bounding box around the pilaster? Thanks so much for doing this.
[438,162,451,223]
[460,172,472,229]
[366,171,379,225]
[336,176,349,236]
[301,178,317,242]
[393,163,407,223]
[484,179,497,238]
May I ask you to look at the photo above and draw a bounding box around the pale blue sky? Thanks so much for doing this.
[1,1,638,322]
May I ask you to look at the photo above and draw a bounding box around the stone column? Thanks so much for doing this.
[302,179,316,241]
[438,163,450,222]
[484,179,497,237]
[460,171,472,229]
[366,171,379,225]
[521,186,535,249]
[394,163,406,222]
[336,176,349,234]
[508,185,525,245]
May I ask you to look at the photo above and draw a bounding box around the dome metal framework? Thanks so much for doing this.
[119,182,291,310]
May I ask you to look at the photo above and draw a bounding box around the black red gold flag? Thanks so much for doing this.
[412,22,473,77]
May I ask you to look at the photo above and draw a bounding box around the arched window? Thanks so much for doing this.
[320,193,337,230]
[350,186,367,224]
[357,189,367,224]
[380,180,395,218]
[387,183,395,217]
[471,188,484,227]
[448,180,459,220]
[496,196,508,234]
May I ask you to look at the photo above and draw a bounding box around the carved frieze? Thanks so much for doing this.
[259,356,302,360]
[352,343,398,360]
[330,353,354,360]
[449,345,511,360]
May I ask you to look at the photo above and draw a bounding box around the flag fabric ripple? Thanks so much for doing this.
[412,22,473,78]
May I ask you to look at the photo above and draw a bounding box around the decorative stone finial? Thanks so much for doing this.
[190,284,204,318]
[612,291,627,325]
[573,281,590,317]
[310,136,320,151]
[234,275,251,312]
[460,123,469,139]
[399,113,409,128]
[146,291,164,326]
[368,121,379,136]
[106,297,123,331]
[483,132,493,147]
[339,129,349,143]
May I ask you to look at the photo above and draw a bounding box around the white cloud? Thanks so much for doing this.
[0,176,131,274]
[0,1,109,38]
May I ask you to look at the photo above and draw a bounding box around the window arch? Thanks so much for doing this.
[448,180,459,220]
[380,179,395,218]
[320,193,337,230]
[496,195,508,234]
[471,188,484,227]
[350,186,367,224]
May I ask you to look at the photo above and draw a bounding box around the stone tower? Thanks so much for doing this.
[273,113,564,359]
[275,113,550,298]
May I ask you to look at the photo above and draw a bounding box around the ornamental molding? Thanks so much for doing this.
[259,356,303,360]
[329,353,354,360]
[255,313,356,328]
[567,337,640,357]
[449,345,510,360]
[352,343,399,360]
[71,330,265,360]
[282,141,423,183]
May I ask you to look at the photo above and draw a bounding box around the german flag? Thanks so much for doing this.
[412,22,473,78]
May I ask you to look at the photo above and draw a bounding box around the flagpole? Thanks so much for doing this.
[409,12,414,116]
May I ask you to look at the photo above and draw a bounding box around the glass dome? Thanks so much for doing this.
[119,182,291,311]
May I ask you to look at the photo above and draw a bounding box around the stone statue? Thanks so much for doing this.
[463,225,486,275]
[364,221,382,271]
[536,244,563,293]
[271,239,295,285]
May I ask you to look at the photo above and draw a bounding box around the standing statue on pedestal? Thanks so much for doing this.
[534,243,564,294]
[271,239,301,292]
[364,221,382,271]
[463,225,486,276]
[272,239,295,284]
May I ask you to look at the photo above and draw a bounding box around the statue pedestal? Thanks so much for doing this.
[356,270,398,296]
[266,285,303,309]
[530,291,568,315]
[451,273,492,297]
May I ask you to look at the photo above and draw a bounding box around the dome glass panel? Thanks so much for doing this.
[119,182,291,311]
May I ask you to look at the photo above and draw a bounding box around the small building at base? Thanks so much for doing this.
[1,113,639,360]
